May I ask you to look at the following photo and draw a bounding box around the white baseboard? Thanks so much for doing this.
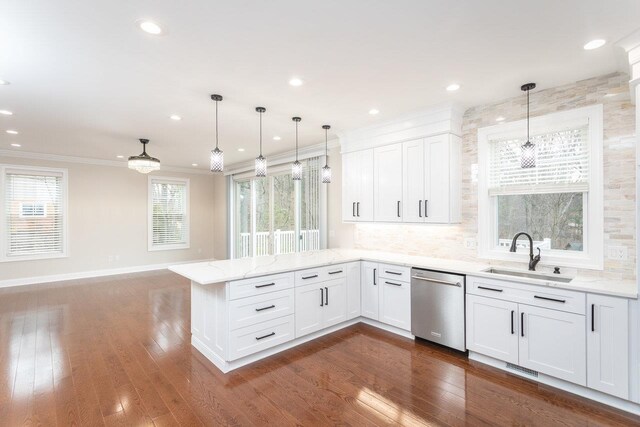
[0,258,215,289]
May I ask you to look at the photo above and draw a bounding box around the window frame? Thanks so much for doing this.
[477,105,604,270]
[0,164,69,262]
[148,176,190,252]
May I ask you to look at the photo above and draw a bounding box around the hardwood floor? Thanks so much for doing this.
[1,271,639,427]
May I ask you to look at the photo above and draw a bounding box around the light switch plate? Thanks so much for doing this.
[607,245,628,261]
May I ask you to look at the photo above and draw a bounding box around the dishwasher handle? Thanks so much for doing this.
[411,275,461,287]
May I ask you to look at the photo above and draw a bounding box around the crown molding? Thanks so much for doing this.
[0,149,212,175]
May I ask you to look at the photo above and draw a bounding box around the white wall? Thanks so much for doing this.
[0,156,219,283]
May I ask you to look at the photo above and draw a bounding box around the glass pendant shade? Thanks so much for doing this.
[292,160,302,180]
[255,154,267,177]
[210,147,224,173]
[322,164,332,183]
[128,139,160,174]
[521,140,536,168]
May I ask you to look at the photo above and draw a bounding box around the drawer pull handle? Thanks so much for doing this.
[478,286,503,293]
[320,288,324,307]
[255,305,275,312]
[255,282,276,288]
[255,332,275,341]
[511,310,515,334]
[521,312,525,337]
[302,274,319,280]
[328,270,343,275]
[385,270,402,276]
[385,281,402,287]
[373,268,377,286]
[534,295,566,303]
[591,304,595,332]
[325,287,329,306]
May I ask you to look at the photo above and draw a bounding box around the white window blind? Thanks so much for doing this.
[150,178,189,250]
[4,169,64,258]
[488,123,589,196]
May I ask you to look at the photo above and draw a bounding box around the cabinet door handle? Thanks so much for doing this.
[397,201,401,217]
[320,288,324,307]
[419,200,422,218]
[534,295,566,303]
[591,304,595,332]
[255,305,275,312]
[425,200,428,217]
[325,287,329,306]
[352,202,356,217]
[478,286,503,293]
[357,202,360,217]
[328,270,343,275]
[302,274,318,280]
[385,270,402,276]
[255,332,275,341]
[511,310,515,334]
[520,312,525,337]
[385,281,402,286]
[373,268,377,286]
[255,282,275,288]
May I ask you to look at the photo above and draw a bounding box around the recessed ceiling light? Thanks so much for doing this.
[496,116,505,122]
[0,79,9,85]
[11,143,20,147]
[169,114,182,121]
[583,39,606,50]
[238,148,245,152]
[6,130,18,134]
[446,83,460,92]
[273,136,281,141]
[117,155,124,159]
[192,163,198,167]
[289,78,303,87]
[0,110,13,116]
[138,20,164,35]
[369,109,380,115]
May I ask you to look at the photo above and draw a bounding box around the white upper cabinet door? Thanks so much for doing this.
[587,294,629,399]
[346,262,361,320]
[466,294,519,364]
[374,143,403,222]
[342,151,358,221]
[361,261,379,320]
[357,149,375,222]
[519,304,586,386]
[379,278,411,331]
[402,138,425,222]
[424,135,451,223]
[294,283,325,338]
[322,278,348,328]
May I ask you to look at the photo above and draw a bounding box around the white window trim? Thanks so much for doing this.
[148,176,190,252]
[477,105,604,270]
[0,164,69,262]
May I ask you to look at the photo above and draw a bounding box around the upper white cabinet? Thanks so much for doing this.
[374,143,403,222]
[342,149,374,222]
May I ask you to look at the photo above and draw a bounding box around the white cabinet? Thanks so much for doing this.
[587,294,629,399]
[380,278,411,331]
[323,279,347,328]
[342,149,374,222]
[519,304,586,386]
[361,262,379,320]
[374,143,403,222]
[346,262,361,320]
[402,135,461,224]
[466,294,519,364]
[295,278,347,338]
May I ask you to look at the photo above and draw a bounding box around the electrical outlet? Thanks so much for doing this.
[607,245,628,261]
[464,238,477,249]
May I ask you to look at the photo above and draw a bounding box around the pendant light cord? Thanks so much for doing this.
[215,99,219,149]
[295,121,299,161]
[325,128,328,157]
[527,88,530,141]
[259,110,263,156]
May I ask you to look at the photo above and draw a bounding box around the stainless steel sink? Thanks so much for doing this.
[483,268,573,283]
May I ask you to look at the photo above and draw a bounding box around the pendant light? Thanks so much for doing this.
[321,125,331,183]
[210,94,224,173]
[292,117,302,180]
[255,107,267,177]
[128,138,160,174]
[520,83,536,168]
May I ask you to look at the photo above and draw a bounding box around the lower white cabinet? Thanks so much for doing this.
[466,294,519,364]
[346,262,361,319]
[587,294,629,399]
[519,304,586,386]
[295,278,347,338]
[361,262,379,320]
[380,278,411,330]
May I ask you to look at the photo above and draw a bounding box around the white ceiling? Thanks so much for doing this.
[0,0,638,169]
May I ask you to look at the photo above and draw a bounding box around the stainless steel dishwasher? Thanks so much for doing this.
[411,268,466,352]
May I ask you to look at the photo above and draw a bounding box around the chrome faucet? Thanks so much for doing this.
[509,232,541,271]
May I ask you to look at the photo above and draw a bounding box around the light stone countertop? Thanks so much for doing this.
[169,249,638,299]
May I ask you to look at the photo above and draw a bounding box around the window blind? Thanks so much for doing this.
[151,179,188,247]
[5,169,64,257]
[488,124,589,196]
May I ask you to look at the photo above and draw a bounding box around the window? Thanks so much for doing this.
[1,165,68,261]
[148,177,189,251]
[477,105,603,269]
[231,157,325,258]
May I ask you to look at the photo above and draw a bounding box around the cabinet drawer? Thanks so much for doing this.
[228,314,295,361]
[295,264,346,286]
[467,276,585,315]
[229,289,294,330]
[229,273,294,300]
[378,263,410,282]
